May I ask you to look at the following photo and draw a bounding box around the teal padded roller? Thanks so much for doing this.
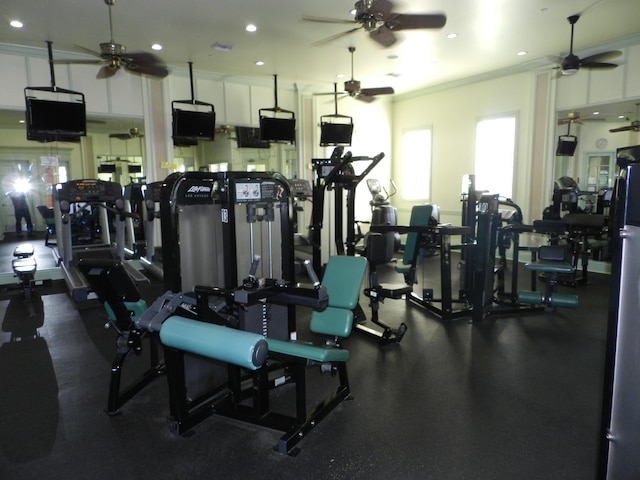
[517,291,542,305]
[550,294,579,309]
[160,316,268,370]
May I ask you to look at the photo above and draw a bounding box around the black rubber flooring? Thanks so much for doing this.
[0,251,608,479]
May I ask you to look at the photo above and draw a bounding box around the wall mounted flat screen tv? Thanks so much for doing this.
[235,126,270,149]
[320,122,354,146]
[172,109,216,140]
[26,98,87,136]
[259,116,296,143]
[556,135,578,156]
[98,164,117,174]
[128,165,142,173]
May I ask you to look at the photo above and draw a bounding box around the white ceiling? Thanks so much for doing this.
[2,0,640,121]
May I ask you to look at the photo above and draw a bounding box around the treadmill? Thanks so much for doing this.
[52,179,149,304]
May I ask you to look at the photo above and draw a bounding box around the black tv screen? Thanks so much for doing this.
[556,135,578,156]
[98,164,117,174]
[320,123,353,146]
[259,116,296,143]
[128,165,142,173]
[172,109,215,141]
[26,98,86,136]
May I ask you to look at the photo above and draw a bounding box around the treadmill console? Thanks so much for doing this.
[55,179,123,202]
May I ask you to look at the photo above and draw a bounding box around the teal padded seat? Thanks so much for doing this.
[267,255,367,362]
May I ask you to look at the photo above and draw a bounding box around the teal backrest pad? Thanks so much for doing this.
[310,255,367,338]
[321,255,367,310]
[402,204,434,266]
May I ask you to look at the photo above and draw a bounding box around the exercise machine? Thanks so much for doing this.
[598,146,640,478]
[52,179,148,304]
[82,169,368,453]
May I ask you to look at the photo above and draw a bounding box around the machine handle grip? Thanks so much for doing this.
[302,259,321,288]
[248,255,260,279]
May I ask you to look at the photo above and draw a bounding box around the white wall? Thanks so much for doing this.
[392,72,536,225]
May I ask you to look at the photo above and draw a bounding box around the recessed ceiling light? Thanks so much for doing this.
[10,20,23,29]
[336,73,344,79]
[151,44,162,51]
[446,33,457,39]
[255,61,264,66]
[618,115,626,119]
[19,119,24,124]
[245,24,257,33]
[593,111,600,115]
[517,51,527,56]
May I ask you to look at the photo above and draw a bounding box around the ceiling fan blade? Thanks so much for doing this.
[74,44,103,58]
[370,25,396,47]
[355,93,376,103]
[124,62,169,78]
[360,87,394,96]
[581,50,622,64]
[385,13,447,30]
[121,52,169,78]
[609,125,633,133]
[109,133,133,140]
[581,62,618,70]
[53,59,105,65]
[302,15,357,25]
[97,65,119,79]
[312,26,363,46]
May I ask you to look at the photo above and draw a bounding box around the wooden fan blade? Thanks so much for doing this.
[360,87,394,96]
[609,125,633,133]
[54,59,104,65]
[74,44,103,58]
[581,50,622,64]
[385,13,447,30]
[122,52,169,78]
[582,62,618,70]
[97,65,118,79]
[370,25,396,47]
[302,15,357,25]
[355,93,376,103]
[312,27,363,46]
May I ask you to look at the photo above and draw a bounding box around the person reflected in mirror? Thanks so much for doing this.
[6,189,33,237]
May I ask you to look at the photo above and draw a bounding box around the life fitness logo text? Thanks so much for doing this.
[186,184,211,198]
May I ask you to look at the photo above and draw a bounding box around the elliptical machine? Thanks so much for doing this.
[364,178,401,260]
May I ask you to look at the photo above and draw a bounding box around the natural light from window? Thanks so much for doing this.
[474,116,516,198]
[401,128,432,201]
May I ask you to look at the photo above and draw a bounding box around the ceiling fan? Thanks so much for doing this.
[56,0,168,79]
[553,14,621,77]
[610,103,640,133]
[109,127,143,140]
[557,111,605,125]
[342,46,394,102]
[303,0,446,48]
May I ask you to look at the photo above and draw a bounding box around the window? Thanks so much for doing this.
[474,116,516,198]
[401,128,432,200]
